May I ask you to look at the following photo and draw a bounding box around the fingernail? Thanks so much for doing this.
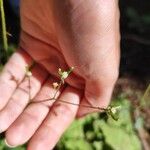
[5,139,16,148]
[0,130,5,134]
[0,129,3,134]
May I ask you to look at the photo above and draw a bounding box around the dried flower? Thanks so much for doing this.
[52,82,59,89]
[25,66,32,77]
[107,106,121,121]
[58,67,74,83]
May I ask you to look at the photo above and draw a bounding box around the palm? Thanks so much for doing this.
[0,0,120,149]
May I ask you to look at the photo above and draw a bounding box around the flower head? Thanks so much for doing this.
[107,105,121,121]
[58,67,74,83]
[52,82,59,89]
[25,66,32,77]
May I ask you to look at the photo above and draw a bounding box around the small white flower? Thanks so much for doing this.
[26,71,32,77]
[111,107,117,114]
[58,68,62,75]
[111,106,121,114]
[25,66,32,77]
[52,82,59,89]
[61,71,69,79]
[58,67,74,84]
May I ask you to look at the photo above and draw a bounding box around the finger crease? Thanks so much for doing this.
[18,86,30,95]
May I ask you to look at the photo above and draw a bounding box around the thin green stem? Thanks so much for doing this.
[29,74,107,111]
[0,0,8,51]
[28,76,31,101]
[32,97,107,111]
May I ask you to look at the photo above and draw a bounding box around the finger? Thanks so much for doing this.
[5,77,63,147]
[0,49,33,110]
[0,64,48,133]
[27,87,82,150]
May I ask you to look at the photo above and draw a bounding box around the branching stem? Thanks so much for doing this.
[32,97,107,111]
[26,66,120,121]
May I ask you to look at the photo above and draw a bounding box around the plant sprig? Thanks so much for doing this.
[26,66,121,121]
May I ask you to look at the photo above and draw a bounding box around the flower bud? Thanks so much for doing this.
[52,82,59,89]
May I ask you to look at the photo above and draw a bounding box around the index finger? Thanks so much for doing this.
[0,49,33,110]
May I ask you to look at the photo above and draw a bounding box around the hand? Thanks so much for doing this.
[0,0,120,149]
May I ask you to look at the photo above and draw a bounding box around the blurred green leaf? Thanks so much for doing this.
[140,84,150,108]
[55,99,141,150]
[135,117,144,130]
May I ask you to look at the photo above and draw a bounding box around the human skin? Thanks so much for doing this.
[0,0,120,149]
